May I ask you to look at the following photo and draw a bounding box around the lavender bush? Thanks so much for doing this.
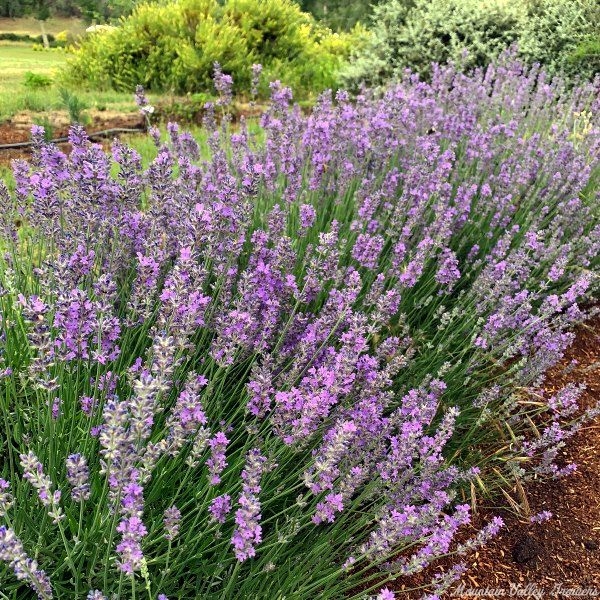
[0,54,599,599]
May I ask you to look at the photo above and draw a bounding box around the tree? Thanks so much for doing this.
[299,0,382,30]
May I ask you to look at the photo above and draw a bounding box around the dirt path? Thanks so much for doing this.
[0,112,144,165]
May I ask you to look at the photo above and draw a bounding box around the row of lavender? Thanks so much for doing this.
[0,55,598,599]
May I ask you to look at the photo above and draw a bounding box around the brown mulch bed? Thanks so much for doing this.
[0,112,144,165]
[455,317,600,593]
[388,316,600,598]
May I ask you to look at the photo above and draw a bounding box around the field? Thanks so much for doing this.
[0,16,87,36]
[0,43,140,124]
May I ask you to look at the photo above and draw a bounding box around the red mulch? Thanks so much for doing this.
[0,113,143,165]
[387,316,600,598]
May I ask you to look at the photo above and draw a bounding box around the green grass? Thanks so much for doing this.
[0,43,141,123]
[0,16,86,37]
[0,125,209,189]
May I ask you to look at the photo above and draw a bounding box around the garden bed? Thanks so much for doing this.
[460,316,600,589]
[0,112,144,164]
[392,316,600,595]
[0,57,597,599]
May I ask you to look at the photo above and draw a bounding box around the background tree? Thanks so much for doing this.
[299,0,382,30]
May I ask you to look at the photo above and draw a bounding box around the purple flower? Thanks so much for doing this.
[209,494,232,524]
[352,233,384,269]
[0,479,13,517]
[135,85,154,117]
[66,454,91,502]
[530,510,552,524]
[251,63,263,98]
[435,248,461,290]
[0,526,53,599]
[163,505,181,541]
[312,493,344,525]
[299,204,316,231]
[115,515,147,575]
[20,452,63,524]
[213,63,233,106]
[207,432,229,485]
[231,449,266,561]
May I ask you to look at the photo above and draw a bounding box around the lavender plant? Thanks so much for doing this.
[0,53,598,599]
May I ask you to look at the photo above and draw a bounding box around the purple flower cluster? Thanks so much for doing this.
[209,494,232,524]
[0,479,13,517]
[163,505,181,541]
[0,526,53,599]
[207,432,229,485]
[20,452,64,524]
[231,449,266,561]
[65,453,91,502]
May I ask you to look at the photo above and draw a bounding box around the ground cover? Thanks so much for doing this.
[0,43,141,125]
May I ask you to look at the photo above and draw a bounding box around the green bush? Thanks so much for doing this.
[62,0,361,98]
[58,87,90,124]
[519,0,599,79]
[569,35,600,78]
[344,0,600,87]
[342,0,522,86]
[0,32,60,44]
[23,71,53,89]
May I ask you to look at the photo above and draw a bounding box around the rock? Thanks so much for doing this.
[512,535,539,564]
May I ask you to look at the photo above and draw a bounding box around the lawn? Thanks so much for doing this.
[0,43,141,123]
[0,16,87,36]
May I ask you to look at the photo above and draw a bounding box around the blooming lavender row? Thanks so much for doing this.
[0,54,598,598]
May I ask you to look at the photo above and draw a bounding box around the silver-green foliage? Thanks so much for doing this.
[519,0,599,79]
[344,0,599,86]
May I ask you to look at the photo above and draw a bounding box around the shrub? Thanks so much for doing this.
[23,71,53,90]
[344,0,600,86]
[569,35,600,78]
[0,32,56,43]
[58,87,89,124]
[519,0,600,79]
[62,0,360,97]
[343,0,522,86]
[0,57,598,598]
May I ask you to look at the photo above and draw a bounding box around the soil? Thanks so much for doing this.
[387,316,600,598]
[0,110,144,165]
[453,316,600,594]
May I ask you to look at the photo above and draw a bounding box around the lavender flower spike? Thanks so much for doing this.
[0,526,53,599]
[66,453,91,502]
[0,478,13,517]
[231,449,266,561]
[20,451,64,524]
[163,505,181,541]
